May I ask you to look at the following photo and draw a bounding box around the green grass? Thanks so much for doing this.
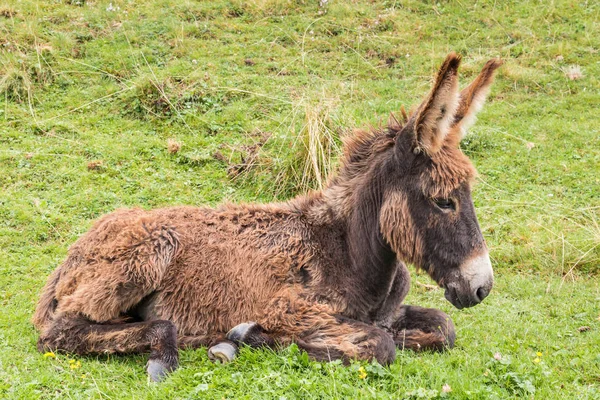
[0,0,599,398]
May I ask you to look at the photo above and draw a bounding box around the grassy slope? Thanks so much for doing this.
[0,0,599,398]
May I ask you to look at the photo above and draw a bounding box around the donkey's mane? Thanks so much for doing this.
[333,111,476,201]
[336,106,413,180]
[337,128,395,180]
[293,124,397,222]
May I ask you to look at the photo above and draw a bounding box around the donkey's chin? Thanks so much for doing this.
[443,285,482,309]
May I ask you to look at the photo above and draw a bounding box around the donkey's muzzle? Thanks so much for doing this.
[444,253,494,309]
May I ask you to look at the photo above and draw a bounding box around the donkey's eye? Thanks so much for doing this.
[433,198,456,211]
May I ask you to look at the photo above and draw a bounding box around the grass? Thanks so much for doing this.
[0,0,599,398]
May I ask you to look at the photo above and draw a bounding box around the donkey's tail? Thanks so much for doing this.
[32,266,61,331]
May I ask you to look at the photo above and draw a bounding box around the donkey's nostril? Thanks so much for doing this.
[475,286,490,302]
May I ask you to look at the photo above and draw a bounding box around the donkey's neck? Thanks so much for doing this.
[295,172,398,314]
[343,178,398,308]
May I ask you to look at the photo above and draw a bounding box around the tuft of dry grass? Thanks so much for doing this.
[225,132,271,178]
[120,73,175,119]
[0,64,33,103]
[167,138,182,154]
[87,160,104,171]
[0,7,16,18]
[228,93,343,196]
[0,47,55,113]
[270,94,343,194]
[297,98,340,190]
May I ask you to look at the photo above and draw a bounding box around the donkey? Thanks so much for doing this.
[33,53,501,381]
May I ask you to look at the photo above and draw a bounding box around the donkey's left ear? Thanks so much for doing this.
[449,58,503,142]
[410,53,461,156]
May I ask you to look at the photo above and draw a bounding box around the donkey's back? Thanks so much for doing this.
[33,204,318,336]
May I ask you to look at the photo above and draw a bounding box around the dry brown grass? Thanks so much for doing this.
[295,98,340,190]
[167,139,182,154]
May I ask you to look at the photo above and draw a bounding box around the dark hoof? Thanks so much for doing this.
[147,360,174,382]
[226,322,258,344]
[208,342,238,363]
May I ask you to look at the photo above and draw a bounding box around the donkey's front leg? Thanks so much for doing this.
[225,296,396,365]
[372,261,411,329]
[296,316,396,364]
[385,305,456,352]
[226,318,396,365]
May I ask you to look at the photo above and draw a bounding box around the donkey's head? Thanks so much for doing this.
[377,53,502,309]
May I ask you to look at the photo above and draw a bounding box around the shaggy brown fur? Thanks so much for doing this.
[34,54,501,380]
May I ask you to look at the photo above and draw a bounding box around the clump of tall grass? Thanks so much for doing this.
[0,63,33,103]
[119,72,226,120]
[0,48,55,106]
[119,73,177,119]
[234,93,344,197]
[293,97,341,190]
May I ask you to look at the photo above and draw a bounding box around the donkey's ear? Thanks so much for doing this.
[410,53,461,155]
[450,58,502,141]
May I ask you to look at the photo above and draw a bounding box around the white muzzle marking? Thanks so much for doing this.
[460,252,494,291]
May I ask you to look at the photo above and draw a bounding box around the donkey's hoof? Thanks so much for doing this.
[208,342,238,364]
[226,322,258,344]
[147,360,172,382]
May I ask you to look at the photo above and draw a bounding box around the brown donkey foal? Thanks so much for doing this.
[34,53,501,381]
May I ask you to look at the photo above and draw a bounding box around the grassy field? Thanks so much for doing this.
[1,0,599,398]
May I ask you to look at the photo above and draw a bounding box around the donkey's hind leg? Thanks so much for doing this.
[387,305,456,351]
[38,313,178,382]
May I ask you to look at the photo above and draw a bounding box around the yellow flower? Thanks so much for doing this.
[69,360,82,370]
[43,352,56,359]
[536,352,542,357]
[358,366,367,379]
[533,358,541,364]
